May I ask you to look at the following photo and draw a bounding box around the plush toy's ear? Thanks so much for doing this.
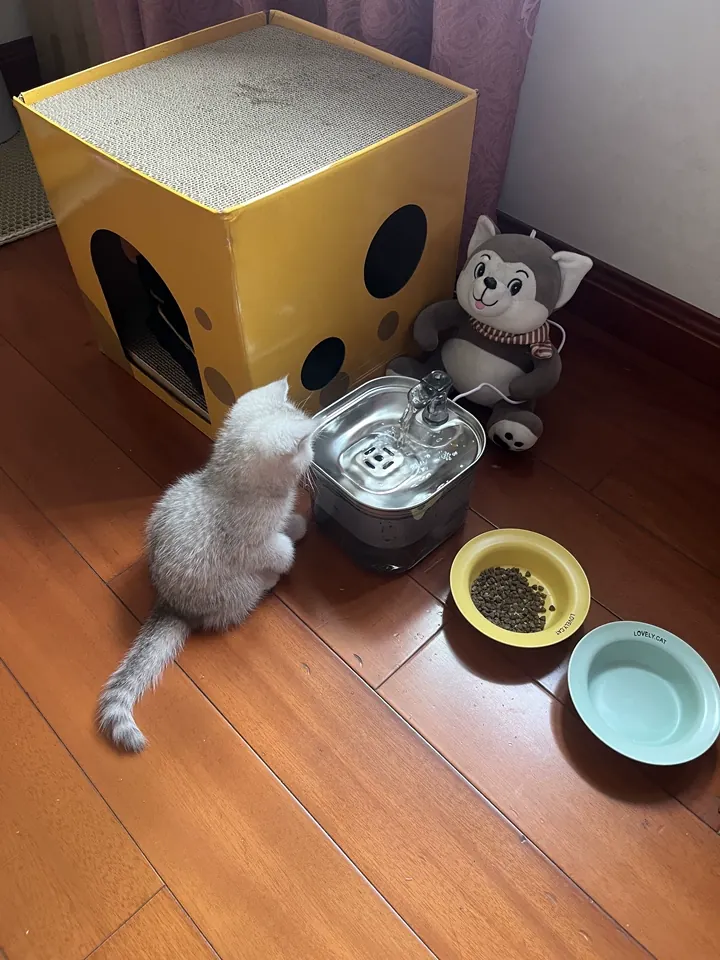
[552,252,593,309]
[467,215,498,258]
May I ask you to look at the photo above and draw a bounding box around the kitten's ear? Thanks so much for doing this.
[265,377,289,401]
[255,377,289,402]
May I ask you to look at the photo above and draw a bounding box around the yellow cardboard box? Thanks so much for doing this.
[17,11,476,437]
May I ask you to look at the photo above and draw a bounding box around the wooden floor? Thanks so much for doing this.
[1,229,719,960]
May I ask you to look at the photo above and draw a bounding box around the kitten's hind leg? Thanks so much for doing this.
[285,512,308,542]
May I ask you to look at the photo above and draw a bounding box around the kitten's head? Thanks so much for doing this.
[213,379,314,486]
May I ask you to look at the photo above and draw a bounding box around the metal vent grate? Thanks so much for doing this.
[34,25,465,211]
[360,443,402,475]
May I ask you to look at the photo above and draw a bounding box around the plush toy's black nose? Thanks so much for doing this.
[483,276,497,290]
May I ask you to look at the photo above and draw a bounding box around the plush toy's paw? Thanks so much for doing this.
[415,330,439,352]
[413,309,440,351]
[489,419,539,452]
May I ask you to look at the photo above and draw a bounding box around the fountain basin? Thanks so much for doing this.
[310,375,486,573]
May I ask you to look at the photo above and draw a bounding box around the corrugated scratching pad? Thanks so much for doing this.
[0,131,54,246]
[34,25,464,211]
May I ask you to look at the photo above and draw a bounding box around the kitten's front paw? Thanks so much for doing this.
[286,512,308,542]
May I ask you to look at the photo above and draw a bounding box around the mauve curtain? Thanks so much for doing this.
[25,0,104,81]
[92,0,540,236]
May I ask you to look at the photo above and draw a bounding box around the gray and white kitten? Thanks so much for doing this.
[98,378,314,752]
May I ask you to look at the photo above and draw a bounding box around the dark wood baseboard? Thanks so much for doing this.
[496,211,720,389]
[0,36,41,98]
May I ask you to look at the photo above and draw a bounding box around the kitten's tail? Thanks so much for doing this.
[98,606,190,752]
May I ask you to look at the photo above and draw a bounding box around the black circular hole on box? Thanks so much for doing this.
[301,337,346,391]
[364,205,427,299]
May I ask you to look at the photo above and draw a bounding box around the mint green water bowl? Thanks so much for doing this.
[568,622,720,765]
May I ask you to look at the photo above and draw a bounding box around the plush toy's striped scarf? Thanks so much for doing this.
[470,319,554,360]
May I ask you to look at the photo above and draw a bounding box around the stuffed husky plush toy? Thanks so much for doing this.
[389,216,592,451]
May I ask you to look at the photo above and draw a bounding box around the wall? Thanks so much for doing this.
[0,0,30,43]
[499,0,720,317]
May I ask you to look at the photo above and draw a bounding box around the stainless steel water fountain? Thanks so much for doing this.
[310,372,486,573]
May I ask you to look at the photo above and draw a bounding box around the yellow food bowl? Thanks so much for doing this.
[450,529,591,648]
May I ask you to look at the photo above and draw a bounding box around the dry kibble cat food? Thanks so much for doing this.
[470,566,548,633]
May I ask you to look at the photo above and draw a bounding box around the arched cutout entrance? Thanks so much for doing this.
[90,230,208,420]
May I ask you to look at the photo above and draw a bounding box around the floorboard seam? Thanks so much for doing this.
[174,662,442,960]
[186,599,653,958]
[99,585,441,959]
[0,464,142,599]
[163,888,224,960]
[376,679,661,959]
[474,454,720,594]
[82,888,165,959]
[0,331,166,492]
[0,656,166,944]
[375,626,444,689]
[592,484,718,580]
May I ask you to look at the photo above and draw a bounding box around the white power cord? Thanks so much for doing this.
[452,318,567,406]
[453,382,523,405]
[549,317,567,353]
